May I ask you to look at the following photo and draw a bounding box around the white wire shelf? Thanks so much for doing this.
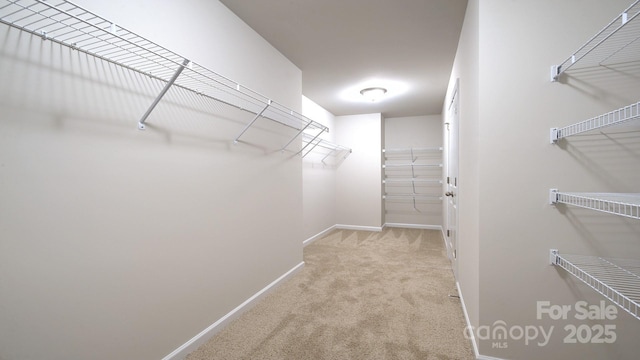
[383,178,442,184]
[550,101,640,142]
[383,193,442,211]
[383,164,443,169]
[0,0,334,151]
[301,133,351,159]
[551,0,640,81]
[383,194,442,199]
[550,250,640,321]
[383,147,443,153]
[549,190,640,220]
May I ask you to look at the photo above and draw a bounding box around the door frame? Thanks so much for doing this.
[444,79,459,279]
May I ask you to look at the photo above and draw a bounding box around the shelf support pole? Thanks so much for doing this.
[302,138,322,158]
[281,122,312,152]
[297,130,323,156]
[322,148,337,163]
[138,59,190,130]
[234,101,271,143]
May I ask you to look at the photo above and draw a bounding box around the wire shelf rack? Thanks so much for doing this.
[0,0,331,150]
[383,164,443,169]
[551,0,640,81]
[383,147,443,154]
[550,250,640,321]
[549,190,640,220]
[383,178,442,184]
[301,133,351,159]
[550,102,640,142]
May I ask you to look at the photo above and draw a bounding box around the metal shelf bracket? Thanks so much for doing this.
[281,122,311,152]
[233,100,272,143]
[549,188,558,205]
[298,130,323,157]
[549,128,559,143]
[549,249,559,265]
[550,65,561,82]
[138,58,190,130]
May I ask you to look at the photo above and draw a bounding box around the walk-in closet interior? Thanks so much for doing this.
[1,0,639,359]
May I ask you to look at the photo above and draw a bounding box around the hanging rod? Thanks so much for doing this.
[0,0,330,149]
[550,101,640,142]
[551,0,640,81]
[550,250,640,321]
[549,189,640,220]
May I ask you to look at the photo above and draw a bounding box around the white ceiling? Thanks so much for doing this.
[220,0,468,118]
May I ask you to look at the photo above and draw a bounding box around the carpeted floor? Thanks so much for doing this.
[186,228,474,360]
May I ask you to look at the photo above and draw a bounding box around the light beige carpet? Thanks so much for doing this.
[186,228,474,360]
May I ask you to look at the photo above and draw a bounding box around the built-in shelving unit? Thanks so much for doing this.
[550,102,640,143]
[0,0,349,153]
[551,0,640,81]
[382,147,443,211]
[550,250,640,321]
[549,0,640,322]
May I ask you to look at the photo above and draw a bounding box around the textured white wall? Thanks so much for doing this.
[335,113,383,229]
[384,115,443,227]
[0,1,304,359]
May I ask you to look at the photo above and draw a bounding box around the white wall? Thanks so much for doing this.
[449,0,640,358]
[444,0,481,342]
[301,96,339,240]
[384,115,443,227]
[0,1,304,359]
[335,113,384,229]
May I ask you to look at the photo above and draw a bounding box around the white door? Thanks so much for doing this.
[445,80,459,278]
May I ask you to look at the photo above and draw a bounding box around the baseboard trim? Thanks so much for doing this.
[457,282,507,360]
[477,355,508,360]
[335,224,383,232]
[303,225,336,247]
[456,281,480,359]
[161,261,305,360]
[383,223,443,230]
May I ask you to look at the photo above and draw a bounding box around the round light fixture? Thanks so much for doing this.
[359,87,387,102]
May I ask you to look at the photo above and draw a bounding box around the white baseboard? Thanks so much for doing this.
[161,261,305,360]
[303,225,336,247]
[477,355,508,360]
[456,282,508,360]
[383,223,443,231]
[456,281,479,359]
[335,224,383,232]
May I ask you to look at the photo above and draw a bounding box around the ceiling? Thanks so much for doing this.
[220,0,468,118]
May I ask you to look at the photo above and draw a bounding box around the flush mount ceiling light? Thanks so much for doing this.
[340,79,409,104]
[360,87,387,102]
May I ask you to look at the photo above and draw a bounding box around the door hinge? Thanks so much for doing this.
[446,229,450,237]
[447,176,450,184]
[454,177,457,186]
[454,249,457,259]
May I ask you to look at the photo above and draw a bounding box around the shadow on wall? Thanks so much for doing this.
[0,26,308,157]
